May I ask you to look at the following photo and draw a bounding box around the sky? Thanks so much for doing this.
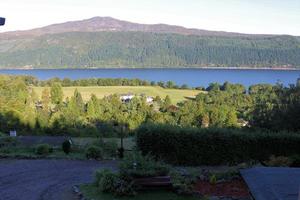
[1,0,300,35]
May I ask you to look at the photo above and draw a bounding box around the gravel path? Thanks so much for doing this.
[0,159,118,200]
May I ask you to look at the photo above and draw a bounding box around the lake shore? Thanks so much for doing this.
[0,66,299,71]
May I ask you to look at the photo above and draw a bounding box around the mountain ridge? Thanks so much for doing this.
[0,16,283,39]
[0,17,299,69]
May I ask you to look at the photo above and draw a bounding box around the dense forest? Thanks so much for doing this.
[0,32,300,68]
[0,74,300,137]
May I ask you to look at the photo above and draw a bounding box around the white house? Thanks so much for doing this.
[120,94,135,102]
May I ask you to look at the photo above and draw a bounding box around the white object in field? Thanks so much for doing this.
[120,94,134,102]
[146,97,153,103]
[9,130,17,137]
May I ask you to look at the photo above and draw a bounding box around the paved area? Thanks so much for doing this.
[241,167,300,200]
[16,136,68,147]
[0,159,118,200]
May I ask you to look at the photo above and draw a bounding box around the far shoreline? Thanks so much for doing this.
[0,66,300,71]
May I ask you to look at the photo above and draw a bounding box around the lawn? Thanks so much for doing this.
[72,137,136,150]
[33,86,202,104]
[80,184,201,200]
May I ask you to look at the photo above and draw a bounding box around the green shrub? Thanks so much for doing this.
[113,178,136,197]
[95,169,118,193]
[103,140,118,157]
[0,137,18,148]
[136,124,300,165]
[85,145,103,160]
[62,140,72,154]
[209,174,217,185]
[169,170,195,195]
[119,151,170,178]
[35,144,53,155]
[95,169,136,196]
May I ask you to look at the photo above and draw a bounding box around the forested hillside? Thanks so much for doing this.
[0,17,300,69]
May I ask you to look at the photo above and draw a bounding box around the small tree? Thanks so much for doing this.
[50,83,63,105]
[62,140,72,154]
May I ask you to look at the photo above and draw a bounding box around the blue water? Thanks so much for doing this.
[0,68,299,88]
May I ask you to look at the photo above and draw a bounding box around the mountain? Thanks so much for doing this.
[0,17,261,39]
[0,17,299,69]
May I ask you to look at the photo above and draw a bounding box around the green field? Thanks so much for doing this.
[33,86,202,104]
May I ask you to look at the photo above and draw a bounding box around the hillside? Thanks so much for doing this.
[0,17,300,69]
[33,86,201,104]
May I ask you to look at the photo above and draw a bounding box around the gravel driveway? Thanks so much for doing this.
[0,159,118,200]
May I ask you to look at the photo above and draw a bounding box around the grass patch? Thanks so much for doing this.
[72,137,136,150]
[80,184,201,200]
[33,86,202,104]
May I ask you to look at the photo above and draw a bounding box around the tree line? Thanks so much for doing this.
[0,74,300,137]
[21,76,193,89]
[0,32,300,68]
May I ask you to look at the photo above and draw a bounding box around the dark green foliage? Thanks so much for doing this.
[95,169,118,193]
[62,140,71,154]
[119,152,170,178]
[290,155,300,167]
[94,169,136,196]
[169,170,195,195]
[85,145,103,159]
[102,140,118,158]
[136,124,300,165]
[0,137,18,148]
[1,32,300,68]
[35,144,53,155]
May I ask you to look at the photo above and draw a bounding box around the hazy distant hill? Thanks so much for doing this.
[0,17,299,69]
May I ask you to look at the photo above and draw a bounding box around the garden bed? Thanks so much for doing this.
[194,178,250,198]
[80,184,199,200]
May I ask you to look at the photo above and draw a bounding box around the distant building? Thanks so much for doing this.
[120,94,154,104]
[120,94,134,103]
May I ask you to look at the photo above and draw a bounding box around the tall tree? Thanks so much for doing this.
[50,83,63,105]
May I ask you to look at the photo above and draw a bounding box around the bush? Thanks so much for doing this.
[95,169,118,193]
[62,140,72,154]
[91,139,118,158]
[0,137,18,148]
[95,169,136,196]
[103,140,118,158]
[119,151,170,178]
[136,124,300,165]
[169,170,195,195]
[209,174,217,185]
[113,178,136,197]
[35,144,53,155]
[85,145,103,160]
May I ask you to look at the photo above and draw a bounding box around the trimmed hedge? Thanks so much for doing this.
[136,124,300,165]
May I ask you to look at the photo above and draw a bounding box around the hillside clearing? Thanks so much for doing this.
[33,86,202,104]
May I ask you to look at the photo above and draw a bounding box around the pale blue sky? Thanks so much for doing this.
[1,0,300,35]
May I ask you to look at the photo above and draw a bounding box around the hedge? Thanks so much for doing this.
[136,124,300,165]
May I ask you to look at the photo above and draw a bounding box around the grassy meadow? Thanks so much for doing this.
[33,86,202,104]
